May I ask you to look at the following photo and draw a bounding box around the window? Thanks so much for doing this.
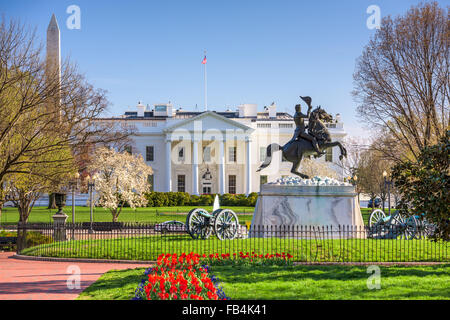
[260,175,268,186]
[203,186,211,194]
[177,175,185,192]
[124,145,132,154]
[326,147,333,162]
[229,147,237,162]
[259,147,267,162]
[178,147,185,161]
[228,175,236,194]
[203,146,211,162]
[147,174,154,192]
[146,146,154,161]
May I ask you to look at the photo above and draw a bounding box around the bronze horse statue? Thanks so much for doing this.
[257,106,347,179]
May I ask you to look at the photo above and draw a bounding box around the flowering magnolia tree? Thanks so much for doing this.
[88,147,153,222]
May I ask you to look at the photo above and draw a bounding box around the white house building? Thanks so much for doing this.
[97,102,347,195]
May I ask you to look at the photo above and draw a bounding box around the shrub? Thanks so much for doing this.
[144,192,258,207]
[392,131,449,241]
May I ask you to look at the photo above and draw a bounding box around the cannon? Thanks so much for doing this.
[186,208,239,240]
[368,209,435,239]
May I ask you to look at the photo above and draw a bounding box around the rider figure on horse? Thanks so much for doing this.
[292,96,324,155]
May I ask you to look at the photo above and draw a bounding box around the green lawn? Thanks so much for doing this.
[1,205,386,226]
[77,264,450,300]
[0,206,255,225]
[21,234,449,262]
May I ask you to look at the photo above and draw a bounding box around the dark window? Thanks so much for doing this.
[228,175,236,194]
[146,146,154,161]
[203,186,211,194]
[260,175,268,186]
[178,147,185,161]
[177,175,185,192]
[147,174,154,192]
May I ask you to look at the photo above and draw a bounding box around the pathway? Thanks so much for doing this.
[0,252,147,300]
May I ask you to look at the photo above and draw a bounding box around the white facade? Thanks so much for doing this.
[98,103,347,195]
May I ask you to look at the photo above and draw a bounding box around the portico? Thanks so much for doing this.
[163,111,254,195]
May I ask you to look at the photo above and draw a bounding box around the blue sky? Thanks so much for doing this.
[1,0,443,137]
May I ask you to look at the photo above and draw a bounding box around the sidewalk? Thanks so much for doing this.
[0,252,147,300]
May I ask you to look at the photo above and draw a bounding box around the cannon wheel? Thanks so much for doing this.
[186,208,212,239]
[213,209,239,240]
[417,217,436,239]
[394,214,418,240]
[369,209,386,228]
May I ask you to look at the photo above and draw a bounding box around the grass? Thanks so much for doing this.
[1,205,387,226]
[77,267,146,300]
[20,234,449,262]
[76,264,450,300]
[0,205,255,225]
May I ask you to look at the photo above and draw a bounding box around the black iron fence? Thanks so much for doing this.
[12,222,449,263]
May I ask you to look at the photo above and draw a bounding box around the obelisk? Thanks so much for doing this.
[46,14,61,117]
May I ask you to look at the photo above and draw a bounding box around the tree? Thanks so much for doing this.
[391,131,449,241]
[299,158,339,179]
[356,149,392,211]
[353,2,449,163]
[88,148,153,222]
[0,18,131,220]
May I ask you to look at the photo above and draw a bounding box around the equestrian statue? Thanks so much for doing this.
[257,96,347,179]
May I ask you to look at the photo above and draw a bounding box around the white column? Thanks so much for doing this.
[165,139,172,192]
[192,139,199,195]
[246,137,252,195]
[219,140,225,194]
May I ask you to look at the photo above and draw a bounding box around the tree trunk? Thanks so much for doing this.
[17,216,28,253]
[48,193,57,209]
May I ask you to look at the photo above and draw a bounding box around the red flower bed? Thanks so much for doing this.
[136,253,223,300]
[134,251,293,300]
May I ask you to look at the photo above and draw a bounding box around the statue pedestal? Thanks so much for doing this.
[52,213,68,241]
[250,177,365,238]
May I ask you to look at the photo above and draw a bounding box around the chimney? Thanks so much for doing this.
[136,101,145,117]
[268,102,277,118]
[238,104,257,118]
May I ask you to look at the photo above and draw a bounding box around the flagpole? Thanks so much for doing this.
[204,50,207,111]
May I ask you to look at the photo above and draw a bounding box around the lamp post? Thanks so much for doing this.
[352,175,359,203]
[383,170,393,216]
[88,175,95,234]
[70,172,80,240]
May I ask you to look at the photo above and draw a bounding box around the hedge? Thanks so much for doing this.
[144,192,258,207]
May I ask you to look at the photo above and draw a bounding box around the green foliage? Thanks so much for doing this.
[392,131,449,241]
[25,231,53,247]
[144,192,258,207]
[0,230,52,251]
